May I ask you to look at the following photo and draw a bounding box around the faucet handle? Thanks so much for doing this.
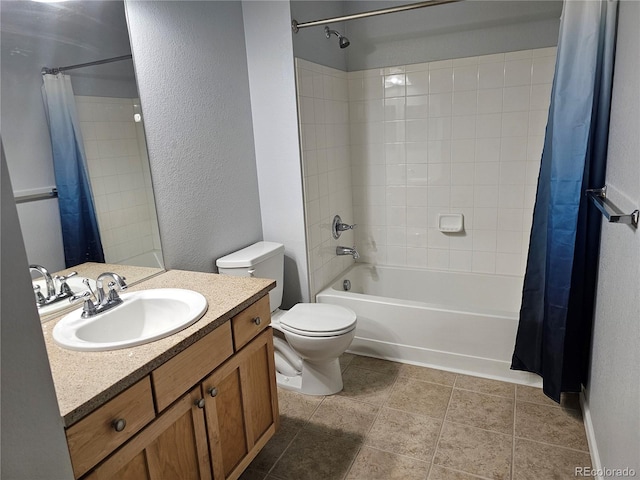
[338,222,357,231]
[70,291,92,303]
[107,281,124,303]
[332,215,357,239]
[33,285,46,305]
[54,272,77,296]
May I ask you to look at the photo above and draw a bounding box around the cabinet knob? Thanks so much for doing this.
[253,317,261,326]
[195,398,205,409]
[112,418,127,432]
[208,387,218,398]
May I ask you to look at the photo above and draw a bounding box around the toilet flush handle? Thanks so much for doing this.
[248,269,255,277]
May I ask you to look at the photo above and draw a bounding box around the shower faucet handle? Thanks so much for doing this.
[332,215,357,239]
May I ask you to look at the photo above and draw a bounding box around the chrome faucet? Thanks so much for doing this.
[332,215,357,239]
[95,272,127,306]
[336,246,360,260]
[30,265,80,308]
[29,264,56,300]
[72,272,128,318]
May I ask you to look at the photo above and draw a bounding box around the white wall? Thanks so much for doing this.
[125,1,263,273]
[1,145,74,479]
[586,0,640,475]
[242,1,310,306]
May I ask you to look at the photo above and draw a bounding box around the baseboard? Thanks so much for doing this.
[580,389,604,480]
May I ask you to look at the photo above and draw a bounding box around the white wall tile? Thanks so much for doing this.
[472,251,496,273]
[476,113,502,138]
[427,248,450,269]
[405,96,428,119]
[452,115,476,139]
[429,68,453,93]
[532,56,556,84]
[478,62,504,89]
[406,71,429,96]
[427,141,451,163]
[385,74,406,98]
[406,141,429,164]
[451,162,475,185]
[427,163,451,186]
[477,88,503,114]
[453,90,478,115]
[503,86,531,112]
[453,65,478,91]
[428,93,453,117]
[475,138,501,163]
[300,48,552,282]
[504,59,533,86]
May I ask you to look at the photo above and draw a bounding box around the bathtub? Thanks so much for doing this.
[316,264,540,385]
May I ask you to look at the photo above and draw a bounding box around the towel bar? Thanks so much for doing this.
[586,186,638,228]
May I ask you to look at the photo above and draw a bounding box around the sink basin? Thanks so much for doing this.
[52,288,208,351]
[34,276,97,317]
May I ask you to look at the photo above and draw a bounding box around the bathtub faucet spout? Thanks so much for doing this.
[336,245,359,260]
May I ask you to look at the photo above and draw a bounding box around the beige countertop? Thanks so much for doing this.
[41,268,274,427]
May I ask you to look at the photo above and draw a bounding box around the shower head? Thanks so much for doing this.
[324,26,350,49]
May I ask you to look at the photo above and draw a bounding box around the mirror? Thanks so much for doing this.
[1,1,164,292]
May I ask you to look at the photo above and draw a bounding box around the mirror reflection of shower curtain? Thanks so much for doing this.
[511,0,618,403]
[41,73,104,267]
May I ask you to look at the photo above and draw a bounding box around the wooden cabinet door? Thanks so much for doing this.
[202,328,279,480]
[86,388,212,480]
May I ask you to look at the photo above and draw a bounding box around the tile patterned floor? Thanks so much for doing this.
[242,354,592,480]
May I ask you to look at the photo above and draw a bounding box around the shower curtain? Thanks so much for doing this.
[511,0,618,402]
[42,73,104,267]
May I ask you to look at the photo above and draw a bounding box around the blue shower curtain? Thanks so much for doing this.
[511,0,618,402]
[42,74,104,267]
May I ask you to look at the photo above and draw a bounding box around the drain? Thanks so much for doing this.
[343,279,351,291]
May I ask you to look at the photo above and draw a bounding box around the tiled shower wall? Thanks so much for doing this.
[76,95,161,264]
[349,48,556,275]
[296,59,354,298]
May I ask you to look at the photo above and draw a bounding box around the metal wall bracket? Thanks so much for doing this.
[586,186,639,229]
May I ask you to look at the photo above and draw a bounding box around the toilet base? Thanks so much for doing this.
[276,358,344,396]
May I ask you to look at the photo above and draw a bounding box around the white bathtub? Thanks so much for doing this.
[316,264,540,385]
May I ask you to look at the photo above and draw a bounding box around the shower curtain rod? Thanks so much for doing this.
[292,0,462,32]
[41,54,132,75]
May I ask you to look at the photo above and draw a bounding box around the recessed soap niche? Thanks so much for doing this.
[438,213,464,233]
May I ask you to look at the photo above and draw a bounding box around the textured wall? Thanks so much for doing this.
[587,0,640,474]
[1,146,74,479]
[242,1,310,306]
[125,1,263,272]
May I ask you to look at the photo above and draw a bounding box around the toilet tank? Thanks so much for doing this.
[216,241,284,312]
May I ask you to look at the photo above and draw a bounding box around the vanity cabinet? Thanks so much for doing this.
[202,328,277,479]
[85,387,211,480]
[69,294,278,480]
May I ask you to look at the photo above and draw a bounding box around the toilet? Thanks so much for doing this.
[216,241,356,395]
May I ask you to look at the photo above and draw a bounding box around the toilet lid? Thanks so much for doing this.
[280,304,356,337]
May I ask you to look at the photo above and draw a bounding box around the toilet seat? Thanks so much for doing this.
[280,304,356,338]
